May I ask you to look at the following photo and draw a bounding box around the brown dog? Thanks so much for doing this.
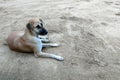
[7,19,64,61]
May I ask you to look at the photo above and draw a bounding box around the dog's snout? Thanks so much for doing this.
[44,30,48,34]
[38,27,48,35]
[42,28,48,35]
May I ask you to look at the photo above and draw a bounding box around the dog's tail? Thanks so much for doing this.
[3,39,8,45]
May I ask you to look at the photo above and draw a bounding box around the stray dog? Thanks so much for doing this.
[7,19,64,61]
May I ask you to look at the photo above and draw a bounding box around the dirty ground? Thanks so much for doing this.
[0,0,120,80]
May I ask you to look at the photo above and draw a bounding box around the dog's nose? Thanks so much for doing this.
[43,30,48,35]
[42,29,48,35]
[45,30,48,34]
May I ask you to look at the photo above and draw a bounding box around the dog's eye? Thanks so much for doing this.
[36,25,41,29]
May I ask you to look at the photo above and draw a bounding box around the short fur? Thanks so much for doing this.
[7,19,64,61]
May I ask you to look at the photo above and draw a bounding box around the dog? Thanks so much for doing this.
[7,19,64,61]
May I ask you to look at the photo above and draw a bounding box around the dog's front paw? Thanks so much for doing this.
[56,56,64,61]
[42,39,50,43]
[52,43,60,47]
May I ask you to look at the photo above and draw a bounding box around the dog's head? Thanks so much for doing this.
[26,19,48,36]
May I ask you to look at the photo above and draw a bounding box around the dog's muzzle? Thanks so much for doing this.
[39,28,48,35]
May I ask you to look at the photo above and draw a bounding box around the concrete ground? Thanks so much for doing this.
[0,0,120,80]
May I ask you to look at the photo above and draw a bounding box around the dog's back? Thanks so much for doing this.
[7,31,32,52]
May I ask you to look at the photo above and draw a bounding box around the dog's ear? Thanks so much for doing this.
[26,23,32,30]
[39,19,43,22]
[40,22,43,27]
[39,19,43,27]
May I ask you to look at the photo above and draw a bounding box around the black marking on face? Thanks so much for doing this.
[39,27,48,35]
[36,25,42,29]
[35,24,48,35]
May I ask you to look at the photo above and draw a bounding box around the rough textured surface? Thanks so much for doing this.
[0,0,120,80]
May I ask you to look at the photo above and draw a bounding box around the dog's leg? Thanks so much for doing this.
[41,38,50,43]
[38,35,50,43]
[35,52,64,61]
[38,35,48,39]
[42,43,60,47]
[33,38,63,61]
